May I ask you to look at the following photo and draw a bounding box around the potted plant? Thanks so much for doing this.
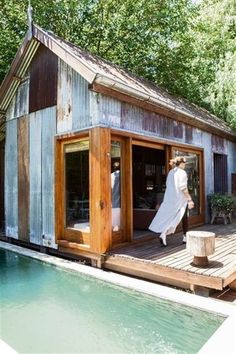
[208,193,236,224]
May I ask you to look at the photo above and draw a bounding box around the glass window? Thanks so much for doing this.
[65,141,89,230]
[174,150,200,216]
[111,141,121,231]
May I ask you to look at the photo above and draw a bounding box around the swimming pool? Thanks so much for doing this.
[0,245,228,354]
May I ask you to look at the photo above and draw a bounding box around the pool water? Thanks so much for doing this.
[0,249,224,354]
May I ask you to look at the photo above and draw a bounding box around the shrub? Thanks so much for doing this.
[208,193,236,214]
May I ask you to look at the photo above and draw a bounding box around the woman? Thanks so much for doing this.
[149,156,194,246]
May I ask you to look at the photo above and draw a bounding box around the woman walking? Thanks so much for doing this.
[149,156,194,246]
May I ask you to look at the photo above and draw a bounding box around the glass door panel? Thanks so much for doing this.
[173,149,200,216]
[111,141,121,231]
[65,140,89,230]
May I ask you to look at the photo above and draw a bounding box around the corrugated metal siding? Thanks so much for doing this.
[211,135,226,154]
[29,106,56,245]
[227,141,236,194]
[5,119,18,238]
[29,111,42,245]
[57,59,91,133]
[72,70,90,129]
[41,106,56,243]
[6,79,29,120]
[96,94,203,144]
[57,60,73,133]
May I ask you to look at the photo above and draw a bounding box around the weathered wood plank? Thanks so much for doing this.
[17,116,29,241]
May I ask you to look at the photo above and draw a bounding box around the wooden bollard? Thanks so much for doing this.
[187,231,215,266]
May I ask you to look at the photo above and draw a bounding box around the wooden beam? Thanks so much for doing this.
[104,256,223,289]
[90,127,112,254]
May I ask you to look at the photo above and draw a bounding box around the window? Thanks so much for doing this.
[65,140,89,230]
[214,154,228,193]
[174,150,200,216]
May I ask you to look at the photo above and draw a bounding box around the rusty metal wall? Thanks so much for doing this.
[57,59,91,133]
[5,119,18,238]
[29,45,58,113]
[96,93,204,146]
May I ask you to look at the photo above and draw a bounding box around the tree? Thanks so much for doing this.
[0,0,235,128]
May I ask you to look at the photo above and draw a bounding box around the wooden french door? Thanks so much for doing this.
[171,146,204,226]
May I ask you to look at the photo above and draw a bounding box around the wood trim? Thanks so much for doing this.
[123,137,133,242]
[132,139,164,150]
[18,116,29,241]
[91,83,236,143]
[104,257,223,289]
[90,127,111,253]
[64,228,90,244]
[55,130,89,142]
[55,132,91,245]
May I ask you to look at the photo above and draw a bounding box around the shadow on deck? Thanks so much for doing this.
[104,221,236,296]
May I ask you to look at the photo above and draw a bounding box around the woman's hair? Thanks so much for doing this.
[169,156,187,167]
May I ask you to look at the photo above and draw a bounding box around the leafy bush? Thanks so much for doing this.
[208,193,236,214]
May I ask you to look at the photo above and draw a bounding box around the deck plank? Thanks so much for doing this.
[105,221,236,291]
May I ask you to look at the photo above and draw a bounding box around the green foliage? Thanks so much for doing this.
[0,0,235,129]
[208,193,236,213]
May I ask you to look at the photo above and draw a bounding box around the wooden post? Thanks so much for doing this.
[187,231,215,266]
[90,127,111,255]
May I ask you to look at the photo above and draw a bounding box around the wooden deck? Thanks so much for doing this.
[104,222,236,295]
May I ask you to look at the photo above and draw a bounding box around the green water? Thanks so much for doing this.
[0,249,224,354]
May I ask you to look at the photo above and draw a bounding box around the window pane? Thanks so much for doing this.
[65,141,89,230]
[111,141,121,231]
[174,150,200,216]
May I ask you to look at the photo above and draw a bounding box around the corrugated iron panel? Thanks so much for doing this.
[5,119,18,238]
[6,79,29,120]
[42,106,56,244]
[57,59,72,133]
[29,110,42,245]
[29,45,58,113]
[72,71,90,129]
[211,134,226,154]
[1,40,39,112]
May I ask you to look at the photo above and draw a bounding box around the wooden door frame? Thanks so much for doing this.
[55,131,91,249]
[55,127,112,255]
[170,145,205,226]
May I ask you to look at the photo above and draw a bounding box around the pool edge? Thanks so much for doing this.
[1,240,235,353]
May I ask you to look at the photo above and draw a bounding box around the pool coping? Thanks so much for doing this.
[1,241,235,353]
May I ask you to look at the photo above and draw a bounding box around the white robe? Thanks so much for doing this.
[149,167,188,235]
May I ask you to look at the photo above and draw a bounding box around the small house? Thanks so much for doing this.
[0,24,235,265]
